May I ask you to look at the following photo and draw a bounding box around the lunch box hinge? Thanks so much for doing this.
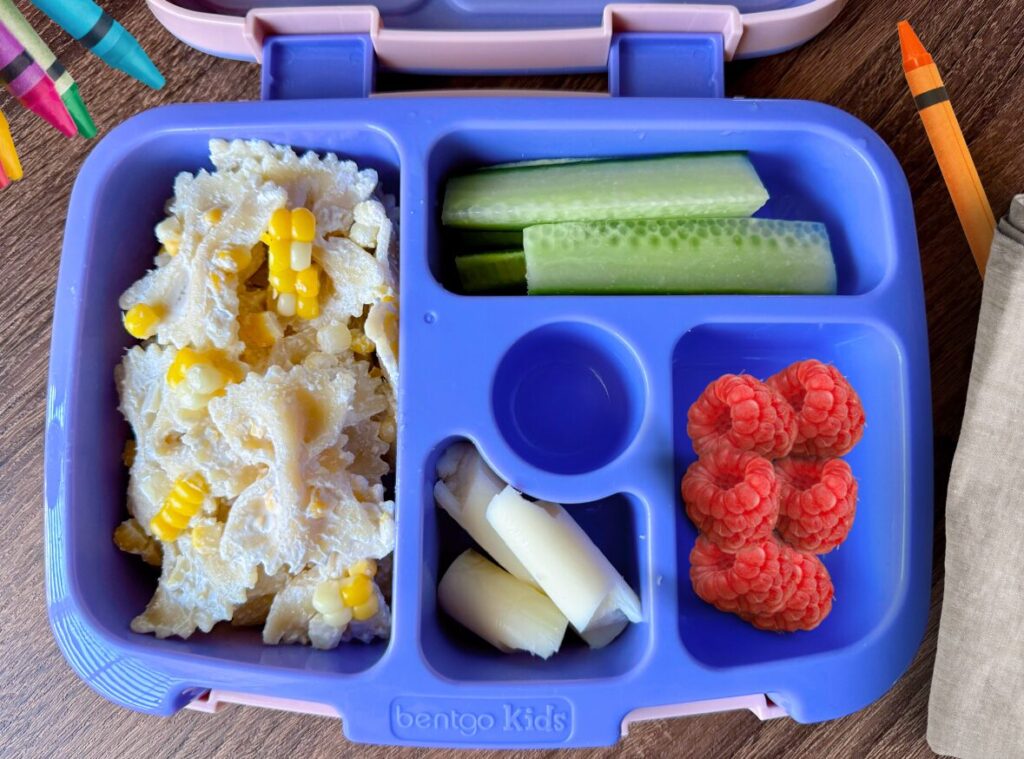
[608,32,724,98]
[261,34,376,100]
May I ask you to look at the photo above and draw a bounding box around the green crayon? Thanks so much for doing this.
[0,0,95,138]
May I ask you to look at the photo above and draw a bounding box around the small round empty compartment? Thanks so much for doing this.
[491,322,644,475]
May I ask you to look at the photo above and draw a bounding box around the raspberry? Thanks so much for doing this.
[682,445,779,552]
[687,374,796,458]
[690,535,794,618]
[766,360,865,457]
[775,457,857,554]
[690,535,834,632]
[747,548,834,632]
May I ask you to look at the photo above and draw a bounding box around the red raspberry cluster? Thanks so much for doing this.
[682,360,864,632]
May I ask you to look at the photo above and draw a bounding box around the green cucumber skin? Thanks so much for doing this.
[524,219,836,295]
[455,250,527,293]
[442,152,769,230]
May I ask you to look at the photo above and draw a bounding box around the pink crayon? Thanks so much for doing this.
[0,19,74,137]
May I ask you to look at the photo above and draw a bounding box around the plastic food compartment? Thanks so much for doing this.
[45,0,933,750]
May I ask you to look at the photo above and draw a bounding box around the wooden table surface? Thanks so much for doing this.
[2,0,1015,756]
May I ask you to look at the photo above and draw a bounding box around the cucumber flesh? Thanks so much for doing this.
[455,250,527,292]
[442,152,769,230]
[524,219,836,295]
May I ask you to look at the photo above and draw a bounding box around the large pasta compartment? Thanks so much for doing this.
[49,106,405,681]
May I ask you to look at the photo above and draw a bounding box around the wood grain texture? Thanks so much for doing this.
[0,0,1013,755]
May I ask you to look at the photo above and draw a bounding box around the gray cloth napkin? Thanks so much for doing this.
[928,196,1024,759]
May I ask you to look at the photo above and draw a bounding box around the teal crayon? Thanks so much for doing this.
[30,0,164,90]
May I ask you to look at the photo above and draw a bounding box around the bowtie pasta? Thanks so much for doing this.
[114,139,398,649]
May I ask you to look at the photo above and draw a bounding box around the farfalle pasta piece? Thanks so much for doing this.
[131,519,257,639]
[220,472,394,583]
[209,139,379,237]
[208,360,393,576]
[208,363,354,505]
[313,235,393,323]
[119,171,286,353]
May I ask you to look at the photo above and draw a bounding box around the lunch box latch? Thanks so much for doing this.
[609,32,724,97]
[259,30,725,100]
[262,34,376,100]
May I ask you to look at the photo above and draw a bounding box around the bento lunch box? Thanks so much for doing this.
[45,0,933,749]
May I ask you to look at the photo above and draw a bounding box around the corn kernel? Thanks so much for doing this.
[291,207,316,243]
[150,473,208,542]
[216,247,252,272]
[295,266,320,297]
[268,240,291,273]
[186,364,226,395]
[340,574,373,608]
[352,594,379,622]
[348,559,378,577]
[205,208,223,225]
[297,295,319,320]
[290,241,313,271]
[179,390,209,412]
[348,221,378,249]
[317,324,351,354]
[167,348,242,391]
[351,333,374,355]
[239,312,279,348]
[163,237,180,257]
[176,474,206,501]
[269,269,296,294]
[312,580,346,616]
[379,417,396,444]
[276,293,297,317]
[268,208,291,240]
[123,303,163,340]
[166,347,204,386]
[323,607,354,629]
[209,273,224,292]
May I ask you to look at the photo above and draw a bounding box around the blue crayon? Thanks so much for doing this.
[31,0,164,89]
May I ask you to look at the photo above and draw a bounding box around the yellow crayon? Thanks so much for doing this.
[0,109,22,181]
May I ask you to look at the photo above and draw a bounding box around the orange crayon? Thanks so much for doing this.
[899,20,995,276]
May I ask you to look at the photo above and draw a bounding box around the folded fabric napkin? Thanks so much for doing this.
[929,195,1024,759]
